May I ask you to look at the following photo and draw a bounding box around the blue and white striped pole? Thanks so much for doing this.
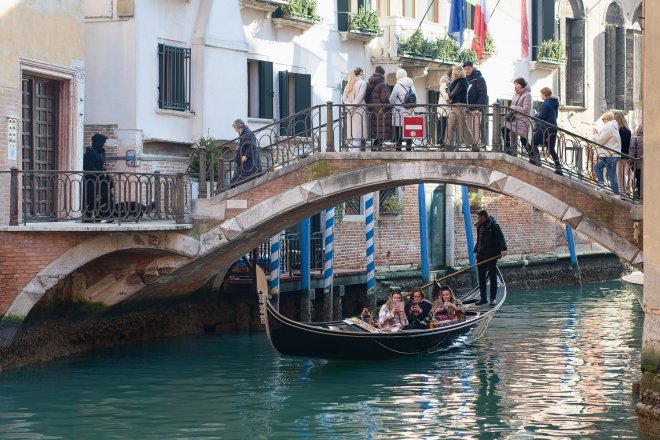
[418,184,430,283]
[269,232,281,310]
[323,207,334,296]
[365,193,376,303]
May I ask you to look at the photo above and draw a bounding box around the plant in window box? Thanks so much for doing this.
[537,39,566,64]
[349,8,382,36]
[468,191,483,211]
[274,0,320,23]
[380,195,403,215]
[433,37,460,63]
[398,30,435,59]
[334,202,345,224]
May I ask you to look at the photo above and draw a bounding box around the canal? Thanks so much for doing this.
[0,280,647,439]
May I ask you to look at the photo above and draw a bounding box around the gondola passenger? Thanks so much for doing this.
[430,285,465,323]
[404,289,432,330]
[378,289,408,332]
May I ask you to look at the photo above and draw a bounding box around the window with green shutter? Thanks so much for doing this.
[279,71,312,136]
[531,0,555,61]
[247,60,274,119]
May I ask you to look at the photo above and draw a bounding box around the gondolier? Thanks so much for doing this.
[474,209,507,307]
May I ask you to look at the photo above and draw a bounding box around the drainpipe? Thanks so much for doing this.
[565,225,582,287]
[418,184,430,283]
[365,193,376,307]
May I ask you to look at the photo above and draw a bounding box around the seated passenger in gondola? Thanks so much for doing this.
[378,289,408,332]
[430,285,466,324]
[404,289,432,330]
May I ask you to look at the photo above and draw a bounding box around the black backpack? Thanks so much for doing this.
[402,85,417,106]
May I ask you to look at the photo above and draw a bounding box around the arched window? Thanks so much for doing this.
[604,2,624,109]
[631,5,643,109]
[561,0,585,107]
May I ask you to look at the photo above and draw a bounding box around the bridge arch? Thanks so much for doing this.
[0,232,199,340]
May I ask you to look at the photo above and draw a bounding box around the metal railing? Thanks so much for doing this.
[245,231,324,276]
[191,102,641,202]
[5,168,193,225]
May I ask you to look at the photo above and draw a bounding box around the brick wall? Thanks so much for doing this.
[0,86,20,225]
[0,232,88,315]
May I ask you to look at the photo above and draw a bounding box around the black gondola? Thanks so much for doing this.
[263,270,506,360]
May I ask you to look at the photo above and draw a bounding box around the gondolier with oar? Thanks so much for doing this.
[474,209,507,307]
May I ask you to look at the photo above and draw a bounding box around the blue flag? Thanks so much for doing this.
[448,0,466,46]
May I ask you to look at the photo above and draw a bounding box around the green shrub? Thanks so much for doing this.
[457,48,478,65]
[187,136,218,181]
[279,0,320,22]
[484,32,496,54]
[381,195,403,214]
[538,39,566,63]
[434,37,460,61]
[350,8,381,34]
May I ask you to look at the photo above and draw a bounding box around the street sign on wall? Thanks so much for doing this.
[402,115,425,139]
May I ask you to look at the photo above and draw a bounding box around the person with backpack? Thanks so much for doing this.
[389,68,417,151]
[365,66,392,150]
[463,61,488,151]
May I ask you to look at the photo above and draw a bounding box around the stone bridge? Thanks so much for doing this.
[0,152,643,343]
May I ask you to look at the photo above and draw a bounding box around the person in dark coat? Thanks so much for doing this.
[614,111,632,196]
[83,133,111,221]
[532,87,560,173]
[444,65,470,149]
[404,289,433,329]
[630,124,643,199]
[473,210,507,306]
[230,119,262,186]
[365,65,392,150]
[463,61,488,150]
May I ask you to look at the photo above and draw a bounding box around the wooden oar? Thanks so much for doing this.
[420,254,502,290]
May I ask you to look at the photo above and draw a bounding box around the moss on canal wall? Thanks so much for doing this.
[0,253,630,372]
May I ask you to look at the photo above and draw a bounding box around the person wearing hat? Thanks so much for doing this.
[389,68,417,151]
[463,60,488,151]
[83,133,111,221]
[365,66,392,150]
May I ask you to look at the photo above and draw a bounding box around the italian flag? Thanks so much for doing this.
[468,0,489,62]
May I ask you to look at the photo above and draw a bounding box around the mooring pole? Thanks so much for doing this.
[365,193,376,308]
[566,225,582,287]
[323,207,335,320]
[269,233,281,311]
[418,184,430,283]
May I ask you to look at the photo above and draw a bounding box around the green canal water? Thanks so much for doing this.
[0,281,648,439]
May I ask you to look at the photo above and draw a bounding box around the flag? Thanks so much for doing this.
[472,0,488,61]
[521,0,530,59]
[448,0,466,47]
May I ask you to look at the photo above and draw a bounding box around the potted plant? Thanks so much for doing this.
[483,32,496,55]
[273,0,321,27]
[433,36,460,62]
[380,194,403,215]
[537,39,566,64]
[457,48,478,65]
[350,8,381,35]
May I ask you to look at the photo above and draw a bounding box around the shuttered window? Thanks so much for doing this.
[604,25,626,109]
[338,0,349,31]
[158,43,191,112]
[566,18,585,107]
[247,60,274,119]
[531,0,555,60]
[278,71,312,136]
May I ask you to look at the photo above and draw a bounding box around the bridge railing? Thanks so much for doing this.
[191,102,640,202]
[4,168,193,225]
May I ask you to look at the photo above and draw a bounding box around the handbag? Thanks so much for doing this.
[505,111,514,121]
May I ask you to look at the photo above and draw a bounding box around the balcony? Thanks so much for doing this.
[239,0,288,13]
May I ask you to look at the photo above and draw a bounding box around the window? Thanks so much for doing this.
[377,0,389,17]
[344,196,363,216]
[378,187,402,215]
[402,0,414,18]
[465,3,475,30]
[423,0,440,23]
[566,18,585,107]
[631,6,643,109]
[531,0,555,60]
[158,43,191,111]
[278,71,312,136]
[247,60,274,119]
[604,2,624,109]
[338,0,373,31]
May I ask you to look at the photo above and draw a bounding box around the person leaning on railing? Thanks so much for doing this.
[531,87,561,174]
[342,67,367,151]
[592,111,622,195]
[82,133,112,222]
[230,119,262,186]
[444,65,469,151]
[630,124,643,199]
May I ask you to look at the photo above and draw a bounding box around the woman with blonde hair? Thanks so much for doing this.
[592,111,622,194]
[342,67,368,150]
[614,111,632,195]
[444,65,471,150]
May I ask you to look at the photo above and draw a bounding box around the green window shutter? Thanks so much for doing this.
[338,0,349,32]
[294,73,312,136]
[566,18,585,107]
[279,71,289,135]
[542,0,555,42]
[531,0,555,61]
[258,61,274,119]
[604,25,616,108]
[614,26,626,110]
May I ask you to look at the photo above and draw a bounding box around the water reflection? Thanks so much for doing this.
[0,281,648,439]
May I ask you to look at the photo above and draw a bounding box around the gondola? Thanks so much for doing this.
[261,267,506,360]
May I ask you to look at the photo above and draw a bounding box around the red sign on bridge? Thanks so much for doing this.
[402,115,426,139]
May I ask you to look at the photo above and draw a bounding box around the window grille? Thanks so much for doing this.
[158,43,191,111]
[378,187,402,215]
[344,197,363,216]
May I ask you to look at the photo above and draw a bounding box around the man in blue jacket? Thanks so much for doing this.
[473,210,507,306]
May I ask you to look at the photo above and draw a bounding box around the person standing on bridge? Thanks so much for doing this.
[230,119,261,186]
[444,65,469,150]
[83,133,112,222]
[365,66,392,151]
[342,67,367,151]
[592,111,621,195]
[474,210,507,307]
[390,68,416,151]
[463,61,488,151]
[502,78,532,157]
